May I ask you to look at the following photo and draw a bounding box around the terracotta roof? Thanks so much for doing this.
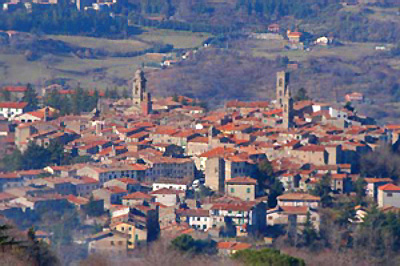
[116,178,140,185]
[199,147,235,158]
[378,183,400,191]
[211,201,257,212]
[278,193,320,201]
[176,208,210,217]
[0,102,28,109]
[364,178,393,184]
[66,195,89,205]
[3,86,27,92]
[130,164,149,171]
[123,192,154,200]
[226,100,269,109]
[106,186,128,194]
[226,177,257,185]
[0,173,19,179]
[188,136,208,144]
[296,144,325,152]
[280,206,309,214]
[288,31,302,38]
[0,192,16,201]
[217,241,251,251]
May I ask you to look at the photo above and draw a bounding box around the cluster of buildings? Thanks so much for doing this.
[0,69,399,256]
[2,0,116,11]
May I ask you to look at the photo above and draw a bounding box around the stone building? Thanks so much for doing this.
[132,69,152,115]
[276,71,294,129]
[225,177,257,201]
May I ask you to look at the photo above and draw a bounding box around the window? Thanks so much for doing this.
[230,188,235,193]
[387,192,393,197]
[110,241,114,246]
[247,188,251,193]
[121,227,125,231]
[118,241,123,246]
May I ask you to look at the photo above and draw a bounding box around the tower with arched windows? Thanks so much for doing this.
[132,68,152,115]
[276,71,294,128]
[276,71,290,108]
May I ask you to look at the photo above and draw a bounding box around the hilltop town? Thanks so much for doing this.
[0,68,399,264]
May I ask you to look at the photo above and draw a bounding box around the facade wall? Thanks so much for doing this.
[226,184,256,201]
[378,190,400,208]
[277,199,320,209]
[205,157,225,192]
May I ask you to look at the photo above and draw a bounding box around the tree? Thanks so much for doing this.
[312,173,333,208]
[0,224,19,251]
[122,88,130,98]
[1,88,11,101]
[361,145,400,181]
[354,177,367,204]
[256,159,274,187]
[104,88,111,98]
[21,143,52,170]
[83,195,104,217]
[171,234,195,252]
[171,234,216,255]
[232,248,305,266]
[163,144,184,157]
[22,84,39,109]
[267,178,284,208]
[294,88,310,101]
[301,212,319,248]
[2,149,23,172]
[25,227,59,266]
[47,140,66,165]
[344,101,354,112]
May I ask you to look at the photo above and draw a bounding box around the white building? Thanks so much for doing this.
[150,188,185,207]
[176,209,212,231]
[378,183,400,208]
[0,102,29,120]
[152,180,188,191]
[277,193,321,209]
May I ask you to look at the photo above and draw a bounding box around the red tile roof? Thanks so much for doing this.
[278,193,320,201]
[0,102,28,109]
[123,191,154,200]
[296,144,325,152]
[378,183,400,191]
[226,177,257,185]
[217,241,251,251]
[176,208,210,217]
[116,178,140,185]
[3,86,27,92]
[364,178,393,184]
[107,186,128,194]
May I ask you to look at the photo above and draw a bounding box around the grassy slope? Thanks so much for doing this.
[0,30,212,90]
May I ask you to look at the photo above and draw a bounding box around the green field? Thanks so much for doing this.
[0,28,211,89]
[249,39,385,61]
[46,35,151,53]
[138,28,212,49]
[0,30,212,91]
[0,52,148,90]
